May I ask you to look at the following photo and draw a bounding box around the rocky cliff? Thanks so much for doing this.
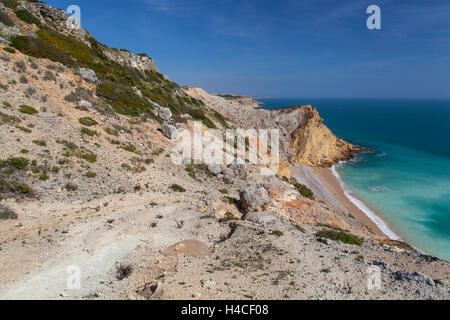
[183,87,364,168]
[270,105,366,167]
[102,49,159,74]
[0,0,159,74]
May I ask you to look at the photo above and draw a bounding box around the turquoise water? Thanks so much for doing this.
[260,98,450,261]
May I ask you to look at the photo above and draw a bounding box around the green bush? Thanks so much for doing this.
[0,10,14,27]
[16,125,32,133]
[13,183,31,194]
[2,0,18,10]
[19,105,38,115]
[15,9,41,26]
[293,182,314,199]
[272,231,284,237]
[0,157,29,170]
[32,140,46,147]
[0,110,21,125]
[79,117,98,127]
[0,204,18,220]
[3,47,16,54]
[64,87,93,103]
[170,184,186,193]
[39,173,49,181]
[10,35,74,66]
[316,229,363,246]
[189,108,217,129]
[65,183,78,192]
[2,101,12,109]
[79,150,97,163]
[121,143,137,153]
[86,171,97,178]
[96,82,156,117]
[104,127,118,136]
[81,127,98,136]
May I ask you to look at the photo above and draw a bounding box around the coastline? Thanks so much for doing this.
[312,165,400,240]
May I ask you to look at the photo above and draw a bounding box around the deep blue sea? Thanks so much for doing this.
[260,98,450,261]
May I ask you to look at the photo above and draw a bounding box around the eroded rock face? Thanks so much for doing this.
[270,105,367,167]
[25,1,88,41]
[239,186,270,212]
[183,87,367,168]
[103,49,159,74]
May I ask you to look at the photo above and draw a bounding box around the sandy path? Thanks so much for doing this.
[0,194,209,300]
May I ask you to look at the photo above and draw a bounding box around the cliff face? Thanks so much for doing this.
[271,105,364,167]
[183,87,363,168]
[102,49,159,73]
[1,1,159,74]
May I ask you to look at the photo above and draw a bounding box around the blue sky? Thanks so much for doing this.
[46,0,450,98]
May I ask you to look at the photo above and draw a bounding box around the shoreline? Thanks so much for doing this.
[311,165,400,240]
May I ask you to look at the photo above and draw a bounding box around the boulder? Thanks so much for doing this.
[161,124,178,140]
[208,163,222,176]
[245,211,279,226]
[133,87,143,98]
[158,108,172,121]
[229,159,247,179]
[416,272,435,286]
[201,280,216,288]
[79,68,98,83]
[78,100,92,109]
[0,25,20,38]
[0,36,10,45]
[210,198,242,220]
[222,167,236,180]
[394,271,435,286]
[239,186,270,212]
[162,240,210,257]
[372,260,389,270]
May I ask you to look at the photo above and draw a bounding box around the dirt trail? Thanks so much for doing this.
[0,192,213,300]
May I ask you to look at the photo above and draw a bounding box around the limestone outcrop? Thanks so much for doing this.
[270,105,368,167]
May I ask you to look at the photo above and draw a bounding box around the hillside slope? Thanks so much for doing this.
[0,0,448,300]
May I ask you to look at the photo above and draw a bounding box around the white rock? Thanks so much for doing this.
[79,100,92,108]
[239,186,269,212]
[245,211,279,226]
[208,163,222,176]
[79,68,98,83]
[201,280,216,288]
[158,108,172,121]
[161,124,178,140]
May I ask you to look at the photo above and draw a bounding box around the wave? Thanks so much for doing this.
[331,163,401,240]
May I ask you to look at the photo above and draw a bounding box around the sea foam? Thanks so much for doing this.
[331,163,400,240]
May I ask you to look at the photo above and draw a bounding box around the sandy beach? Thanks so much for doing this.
[313,167,386,237]
[292,164,386,237]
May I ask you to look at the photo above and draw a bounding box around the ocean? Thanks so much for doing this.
[260,98,450,261]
